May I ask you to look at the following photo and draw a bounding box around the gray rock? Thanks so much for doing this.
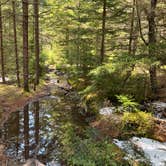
[114,137,166,166]
[23,159,45,166]
[99,107,115,116]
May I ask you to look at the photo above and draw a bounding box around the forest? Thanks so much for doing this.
[0,0,165,166]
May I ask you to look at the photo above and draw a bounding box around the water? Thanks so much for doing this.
[0,85,88,165]
[0,70,166,165]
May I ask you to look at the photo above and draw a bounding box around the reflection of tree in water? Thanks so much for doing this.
[34,101,39,146]
[0,95,88,164]
[0,99,61,164]
[24,104,29,160]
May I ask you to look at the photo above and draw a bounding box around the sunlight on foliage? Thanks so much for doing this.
[122,111,154,136]
[116,95,139,112]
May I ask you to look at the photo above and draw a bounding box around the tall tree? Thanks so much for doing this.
[100,0,106,64]
[148,0,158,94]
[34,0,40,89]
[22,0,29,91]
[128,0,136,55]
[12,1,20,87]
[0,2,5,83]
[122,0,138,87]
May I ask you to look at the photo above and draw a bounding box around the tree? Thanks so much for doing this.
[34,0,40,90]
[100,0,107,64]
[148,0,158,94]
[12,0,20,87]
[22,0,29,91]
[0,2,5,83]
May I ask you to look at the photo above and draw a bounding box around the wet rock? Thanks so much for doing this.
[132,137,166,166]
[114,137,166,166]
[23,159,45,166]
[113,139,148,165]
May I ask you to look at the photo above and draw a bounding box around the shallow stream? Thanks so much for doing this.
[0,71,166,166]
[0,73,88,165]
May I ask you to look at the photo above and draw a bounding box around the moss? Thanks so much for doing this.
[122,111,154,137]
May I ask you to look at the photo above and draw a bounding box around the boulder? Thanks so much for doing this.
[23,159,45,166]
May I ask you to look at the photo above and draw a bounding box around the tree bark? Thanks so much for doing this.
[128,0,136,55]
[100,0,106,64]
[22,0,29,91]
[0,3,5,83]
[123,0,138,88]
[12,1,20,87]
[148,0,158,94]
[34,0,40,90]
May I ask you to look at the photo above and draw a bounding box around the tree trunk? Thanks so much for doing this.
[12,1,20,87]
[100,0,106,64]
[34,0,40,90]
[128,0,136,55]
[123,0,138,88]
[148,0,158,94]
[22,0,29,91]
[0,3,5,83]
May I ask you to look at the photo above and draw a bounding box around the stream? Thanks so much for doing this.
[0,70,166,166]
[0,72,89,165]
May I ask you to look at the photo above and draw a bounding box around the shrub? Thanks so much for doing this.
[81,63,149,106]
[116,95,139,113]
[60,124,128,166]
[122,111,154,136]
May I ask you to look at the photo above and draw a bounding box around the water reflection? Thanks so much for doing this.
[24,104,29,160]
[0,94,88,165]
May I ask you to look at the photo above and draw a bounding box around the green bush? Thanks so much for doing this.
[81,63,149,105]
[122,111,154,136]
[60,124,128,166]
[81,64,122,102]
[116,95,139,113]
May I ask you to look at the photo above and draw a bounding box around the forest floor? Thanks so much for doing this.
[0,82,50,112]
[0,81,52,128]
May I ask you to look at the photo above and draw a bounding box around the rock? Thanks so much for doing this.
[153,118,166,142]
[114,137,166,166]
[99,107,115,116]
[23,159,45,166]
[149,101,166,119]
[132,137,166,166]
[91,114,122,138]
[113,139,148,165]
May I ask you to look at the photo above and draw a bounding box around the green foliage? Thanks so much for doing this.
[81,64,122,102]
[60,124,127,166]
[122,111,154,136]
[116,95,139,112]
[81,62,149,105]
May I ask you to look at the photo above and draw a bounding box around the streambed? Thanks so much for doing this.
[0,72,88,165]
[0,71,166,166]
